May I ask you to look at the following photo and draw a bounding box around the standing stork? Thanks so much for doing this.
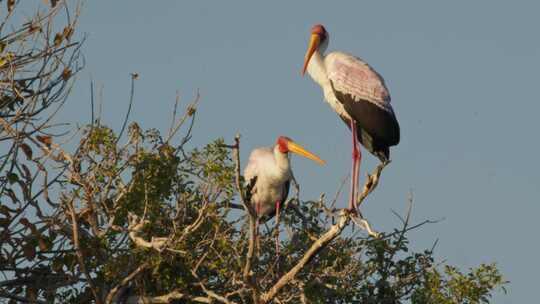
[244,136,325,251]
[301,24,400,210]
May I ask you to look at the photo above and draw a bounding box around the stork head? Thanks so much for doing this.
[302,24,329,75]
[276,136,325,165]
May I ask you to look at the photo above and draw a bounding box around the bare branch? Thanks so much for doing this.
[165,90,200,144]
[116,73,138,143]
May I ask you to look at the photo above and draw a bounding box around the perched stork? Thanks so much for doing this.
[244,136,324,252]
[302,24,400,210]
[244,136,325,219]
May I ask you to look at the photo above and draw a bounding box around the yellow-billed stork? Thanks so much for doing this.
[244,136,325,219]
[244,136,325,252]
[302,24,400,210]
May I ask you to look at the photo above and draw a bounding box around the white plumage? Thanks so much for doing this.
[243,146,292,217]
[302,24,400,210]
[325,52,393,113]
[302,24,399,162]
[243,136,325,218]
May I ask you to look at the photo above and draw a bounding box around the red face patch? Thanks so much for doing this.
[311,24,328,40]
[276,136,291,153]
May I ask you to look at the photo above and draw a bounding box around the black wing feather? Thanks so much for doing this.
[331,81,400,162]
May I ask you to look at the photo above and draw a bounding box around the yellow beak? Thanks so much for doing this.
[287,140,326,165]
[302,33,321,76]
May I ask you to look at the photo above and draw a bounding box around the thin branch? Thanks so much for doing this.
[116,73,137,143]
[165,90,200,144]
[168,90,181,138]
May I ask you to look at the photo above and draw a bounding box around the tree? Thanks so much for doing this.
[0,2,506,303]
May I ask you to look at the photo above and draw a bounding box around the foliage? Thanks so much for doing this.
[0,2,507,304]
[412,263,506,304]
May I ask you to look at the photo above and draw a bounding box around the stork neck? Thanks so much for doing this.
[273,146,290,172]
[307,50,328,87]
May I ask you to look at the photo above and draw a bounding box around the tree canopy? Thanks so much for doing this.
[0,2,506,303]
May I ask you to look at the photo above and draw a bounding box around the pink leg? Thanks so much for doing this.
[256,202,260,250]
[275,200,280,255]
[349,120,361,211]
[353,145,361,210]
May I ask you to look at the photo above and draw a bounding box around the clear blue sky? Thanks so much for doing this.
[57,1,539,302]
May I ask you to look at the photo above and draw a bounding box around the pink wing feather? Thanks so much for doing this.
[326,52,393,113]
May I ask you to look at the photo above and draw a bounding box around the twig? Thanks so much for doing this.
[231,134,254,217]
[330,174,349,210]
[165,90,200,144]
[116,73,137,143]
[169,90,181,137]
[380,218,443,241]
